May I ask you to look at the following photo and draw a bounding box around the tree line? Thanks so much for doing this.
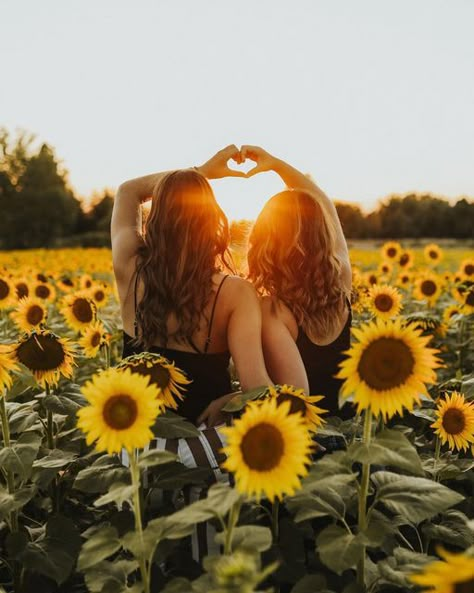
[0,129,472,250]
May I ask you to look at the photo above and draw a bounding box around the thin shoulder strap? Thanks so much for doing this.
[204,275,229,353]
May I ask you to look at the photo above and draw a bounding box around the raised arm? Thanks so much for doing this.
[111,145,245,281]
[241,145,351,284]
[111,171,169,281]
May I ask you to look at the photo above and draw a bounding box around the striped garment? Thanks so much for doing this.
[121,423,229,562]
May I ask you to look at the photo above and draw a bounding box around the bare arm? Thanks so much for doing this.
[260,298,309,393]
[241,145,352,290]
[111,145,245,282]
[227,280,273,391]
[111,172,169,281]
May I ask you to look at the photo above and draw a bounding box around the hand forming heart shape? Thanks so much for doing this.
[197,145,276,181]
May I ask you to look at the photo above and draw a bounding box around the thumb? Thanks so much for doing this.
[246,165,264,178]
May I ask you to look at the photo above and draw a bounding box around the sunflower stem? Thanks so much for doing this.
[271,499,280,542]
[357,409,373,590]
[434,436,441,482]
[129,450,150,593]
[0,393,18,533]
[224,500,241,555]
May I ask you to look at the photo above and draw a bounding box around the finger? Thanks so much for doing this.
[223,144,240,160]
[226,169,247,178]
[197,410,209,425]
[246,165,263,178]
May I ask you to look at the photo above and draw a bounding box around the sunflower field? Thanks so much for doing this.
[0,242,473,593]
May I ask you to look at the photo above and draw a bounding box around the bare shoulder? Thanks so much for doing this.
[223,276,259,303]
[260,295,298,339]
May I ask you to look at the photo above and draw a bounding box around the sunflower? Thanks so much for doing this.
[221,398,313,501]
[410,547,474,593]
[459,259,474,279]
[80,274,94,290]
[364,272,378,287]
[396,272,412,289]
[56,275,76,293]
[424,243,443,265]
[78,321,109,358]
[462,285,474,314]
[378,261,393,277]
[61,293,97,331]
[11,297,47,332]
[14,279,30,300]
[117,352,190,410]
[0,275,14,309]
[398,250,414,269]
[414,274,442,305]
[431,392,474,452]
[443,305,463,326]
[0,345,19,393]
[367,285,402,320]
[13,329,75,388]
[381,241,402,261]
[77,367,164,453]
[405,313,441,334]
[266,384,327,431]
[336,318,441,420]
[87,283,109,308]
[33,282,56,302]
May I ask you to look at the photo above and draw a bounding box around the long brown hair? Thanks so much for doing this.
[248,189,348,341]
[134,169,233,349]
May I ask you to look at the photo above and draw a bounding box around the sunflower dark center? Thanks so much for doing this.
[382,265,389,273]
[429,250,438,259]
[464,264,474,276]
[358,337,415,391]
[35,285,51,299]
[85,279,92,288]
[421,280,436,296]
[26,305,44,326]
[369,275,377,285]
[72,298,94,323]
[91,332,101,347]
[454,578,474,593]
[442,408,466,435]
[129,361,170,389]
[102,394,138,430]
[374,294,394,312]
[401,276,409,284]
[0,279,10,300]
[37,273,47,282]
[399,254,409,266]
[17,334,65,371]
[465,291,474,307]
[62,276,74,287]
[387,247,397,258]
[276,392,307,415]
[16,282,29,298]
[240,422,285,471]
[94,290,105,302]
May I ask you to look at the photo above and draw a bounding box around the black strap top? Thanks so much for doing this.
[296,302,354,419]
[122,272,232,425]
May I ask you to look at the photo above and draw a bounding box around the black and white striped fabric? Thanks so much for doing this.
[121,423,229,562]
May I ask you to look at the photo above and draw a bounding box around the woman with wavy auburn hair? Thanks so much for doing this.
[111,145,272,428]
[245,145,353,419]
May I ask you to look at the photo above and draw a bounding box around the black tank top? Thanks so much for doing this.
[122,272,232,425]
[296,303,354,419]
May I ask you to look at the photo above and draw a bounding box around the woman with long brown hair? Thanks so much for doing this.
[111,145,272,428]
[245,145,353,419]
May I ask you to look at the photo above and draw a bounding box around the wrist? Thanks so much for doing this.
[194,164,210,178]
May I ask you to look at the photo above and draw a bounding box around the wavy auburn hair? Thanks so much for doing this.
[134,169,233,349]
[248,190,348,341]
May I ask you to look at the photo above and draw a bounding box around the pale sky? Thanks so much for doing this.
[1,0,473,220]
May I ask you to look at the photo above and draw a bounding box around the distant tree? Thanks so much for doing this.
[0,130,81,249]
[335,202,368,238]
